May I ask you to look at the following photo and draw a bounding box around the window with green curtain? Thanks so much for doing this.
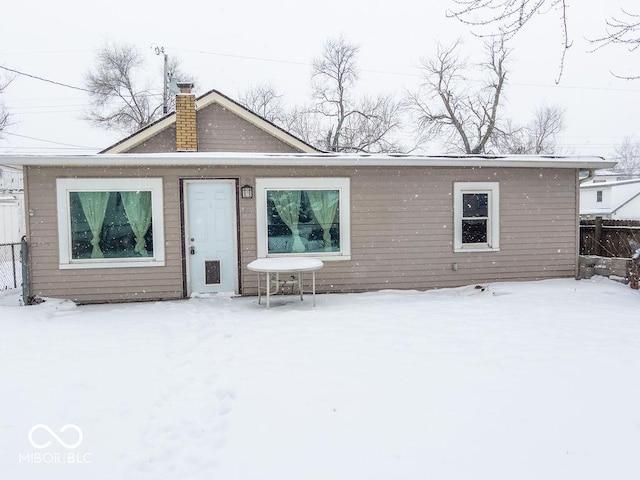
[266,189,340,254]
[69,191,154,259]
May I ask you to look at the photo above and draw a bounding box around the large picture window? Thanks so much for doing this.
[57,178,165,268]
[256,178,350,260]
[453,182,499,252]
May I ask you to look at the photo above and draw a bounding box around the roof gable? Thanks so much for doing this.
[100,89,319,154]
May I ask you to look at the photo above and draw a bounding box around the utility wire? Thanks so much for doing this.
[0,65,163,98]
[0,65,97,94]
[167,46,640,93]
[1,131,98,149]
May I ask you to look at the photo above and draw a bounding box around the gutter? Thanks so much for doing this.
[0,153,617,170]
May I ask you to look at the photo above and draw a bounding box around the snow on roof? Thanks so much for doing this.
[0,152,616,169]
[0,194,18,204]
[581,177,640,189]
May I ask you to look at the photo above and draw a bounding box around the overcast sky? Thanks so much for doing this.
[1,0,638,159]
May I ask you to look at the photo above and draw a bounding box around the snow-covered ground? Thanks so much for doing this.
[1,277,639,480]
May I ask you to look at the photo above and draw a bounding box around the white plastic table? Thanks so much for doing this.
[247,257,324,309]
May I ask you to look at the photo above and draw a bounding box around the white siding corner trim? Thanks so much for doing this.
[255,177,351,260]
[453,182,500,253]
[56,178,165,269]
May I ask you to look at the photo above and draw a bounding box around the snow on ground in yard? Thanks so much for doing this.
[1,277,639,479]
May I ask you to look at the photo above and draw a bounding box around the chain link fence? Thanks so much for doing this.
[0,242,22,291]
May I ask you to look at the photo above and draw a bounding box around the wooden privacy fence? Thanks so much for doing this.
[580,218,640,258]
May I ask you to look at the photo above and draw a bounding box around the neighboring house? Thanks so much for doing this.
[580,178,640,220]
[0,192,24,244]
[0,165,25,244]
[0,85,614,303]
[0,165,24,191]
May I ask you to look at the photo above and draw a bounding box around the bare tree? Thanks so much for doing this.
[310,36,358,151]
[492,105,565,154]
[238,83,287,124]
[591,10,640,79]
[0,72,12,134]
[84,42,193,134]
[448,1,640,80]
[281,105,323,146]
[408,37,509,154]
[448,1,568,42]
[303,36,407,153]
[238,38,410,153]
[614,137,640,177]
[165,56,196,112]
[528,104,565,153]
[85,42,161,133]
[334,94,406,153]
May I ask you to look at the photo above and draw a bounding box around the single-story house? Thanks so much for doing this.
[0,85,615,303]
[580,178,640,220]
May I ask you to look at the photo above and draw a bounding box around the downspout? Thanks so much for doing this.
[575,169,596,279]
[579,169,596,184]
[576,169,597,279]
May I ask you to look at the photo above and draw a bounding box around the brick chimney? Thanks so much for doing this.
[175,82,197,151]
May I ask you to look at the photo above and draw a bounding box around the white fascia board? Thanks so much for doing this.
[581,208,614,215]
[0,153,616,169]
[100,115,176,153]
[581,178,640,189]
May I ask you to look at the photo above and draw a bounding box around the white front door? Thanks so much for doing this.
[185,180,238,295]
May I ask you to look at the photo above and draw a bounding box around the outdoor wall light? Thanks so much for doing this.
[241,184,254,199]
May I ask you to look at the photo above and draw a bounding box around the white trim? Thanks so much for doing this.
[2,153,615,170]
[453,182,500,253]
[100,115,176,153]
[255,177,351,261]
[56,178,165,269]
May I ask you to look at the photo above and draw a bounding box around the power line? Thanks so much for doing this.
[0,65,163,98]
[1,131,98,149]
[167,46,640,92]
[0,65,97,94]
[0,49,93,56]
[168,46,310,67]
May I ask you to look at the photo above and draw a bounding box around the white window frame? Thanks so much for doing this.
[56,178,165,269]
[256,177,351,261]
[596,190,603,203]
[453,182,500,253]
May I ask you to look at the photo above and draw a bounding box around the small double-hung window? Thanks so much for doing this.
[453,182,499,252]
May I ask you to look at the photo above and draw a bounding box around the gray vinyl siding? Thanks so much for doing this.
[24,165,579,304]
[127,103,301,153]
